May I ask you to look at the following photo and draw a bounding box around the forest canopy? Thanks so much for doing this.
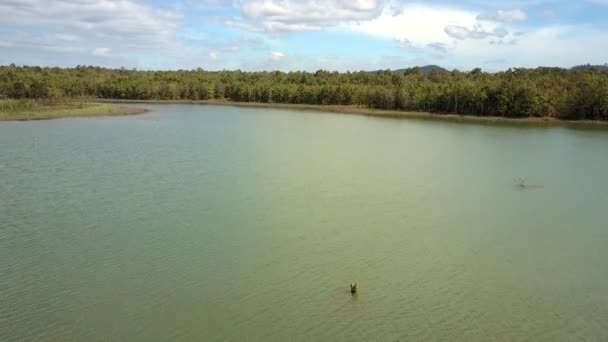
[1,64,608,120]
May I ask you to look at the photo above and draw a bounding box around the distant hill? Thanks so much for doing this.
[364,64,608,74]
[570,64,608,71]
[365,65,449,75]
[394,65,449,75]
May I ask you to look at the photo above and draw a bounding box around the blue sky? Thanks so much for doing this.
[1,0,607,71]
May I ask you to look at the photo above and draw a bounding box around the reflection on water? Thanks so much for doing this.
[1,104,608,341]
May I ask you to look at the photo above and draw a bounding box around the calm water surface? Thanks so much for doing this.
[1,105,608,341]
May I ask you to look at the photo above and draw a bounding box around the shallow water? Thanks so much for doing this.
[1,104,608,341]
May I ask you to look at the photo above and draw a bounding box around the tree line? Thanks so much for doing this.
[1,64,608,120]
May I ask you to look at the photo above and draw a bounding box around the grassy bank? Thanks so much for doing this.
[99,99,608,127]
[0,99,146,121]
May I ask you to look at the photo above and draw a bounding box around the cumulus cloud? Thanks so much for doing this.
[346,2,520,42]
[477,9,527,23]
[1,0,607,71]
[227,0,386,32]
[0,0,190,68]
[347,4,477,44]
[0,0,181,49]
[439,24,608,71]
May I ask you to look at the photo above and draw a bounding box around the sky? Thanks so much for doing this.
[1,0,607,71]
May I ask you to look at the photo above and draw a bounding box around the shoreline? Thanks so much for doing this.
[0,102,148,121]
[98,99,608,128]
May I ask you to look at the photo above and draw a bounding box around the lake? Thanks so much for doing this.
[1,104,608,341]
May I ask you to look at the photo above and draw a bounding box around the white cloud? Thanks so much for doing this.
[345,3,525,61]
[1,0,607,71]
[477,9,527,23]
[92,47,112,56]
[335,2,608,71]
[445,25,508,40]
[228,0,386,32]
[347,4,477,44]
[0,0,186,68]
[0,0,181,48]
[441,25,608,70]
[270,51,285,61]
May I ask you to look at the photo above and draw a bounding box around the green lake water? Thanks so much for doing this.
[1,104,608,341]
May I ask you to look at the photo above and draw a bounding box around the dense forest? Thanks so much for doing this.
[1,64,608,120]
